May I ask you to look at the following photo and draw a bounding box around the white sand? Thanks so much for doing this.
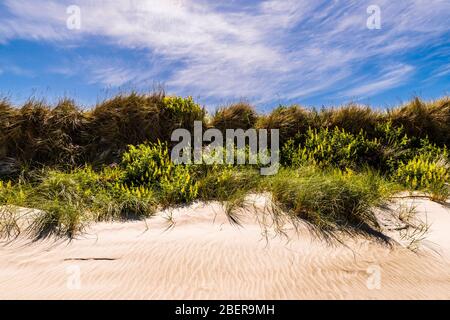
[1,195,450,300]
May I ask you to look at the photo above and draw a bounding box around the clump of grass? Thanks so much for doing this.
[387,97,450,146]
[1,92,206,169]
[196,165,261,220]
[265,167,393,237]
[86,92,162,164]
[24,168,100,238]
[29,199,87,239]
[3,166,157,239]
[211,102,257,132]
[0,180,28,239]
[1,98,87,169]
[3,100,50,166]
[45,99,87,166]
[87,93,205,164]
[0,99,17,161]
[257,105,311,146]
[0,206,21,240]
[104,184,156,220]
[394,202,430,252]
[318,104,381,137]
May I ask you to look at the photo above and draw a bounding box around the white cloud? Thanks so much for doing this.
[344,64,414,97]
[89,66,137,87]
[1,0,449,106]
[0,63,34,77]
[433,64,450,79]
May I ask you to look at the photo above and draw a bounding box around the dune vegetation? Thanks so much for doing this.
[1,93,449,239]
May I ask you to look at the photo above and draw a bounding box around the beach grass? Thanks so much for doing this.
[1,94,449,239]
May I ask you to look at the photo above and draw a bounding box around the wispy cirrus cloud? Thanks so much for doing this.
[432,63,450,79]
[343,64,415,98]
[0,0,449,108]
[0,62,34,77]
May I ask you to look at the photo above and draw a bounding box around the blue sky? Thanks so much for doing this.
[0,0,449,111]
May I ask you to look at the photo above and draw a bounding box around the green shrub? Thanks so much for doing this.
[160,165,198,205]
[396,153,450,201]
[373,121,412,173]
[121,142,174,186]
[372,121,449,174]
[414,137,449,160]
[162,95,204,118]
[160,95,205,143]
[121,142,198,205]
[283,127,379,169]
[105,183,156,219]
[0,180,14,205]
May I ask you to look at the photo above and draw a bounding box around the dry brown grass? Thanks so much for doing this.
[0,92,205,171]
[210,102,257,132]
[387,97,450,145]
[1,94,450,174]
[318,104,382,136]
[257,105,311,145]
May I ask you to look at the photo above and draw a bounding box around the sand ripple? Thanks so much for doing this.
[1,196,449,299]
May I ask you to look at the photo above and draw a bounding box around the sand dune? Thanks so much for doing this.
[1,195,450,300]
